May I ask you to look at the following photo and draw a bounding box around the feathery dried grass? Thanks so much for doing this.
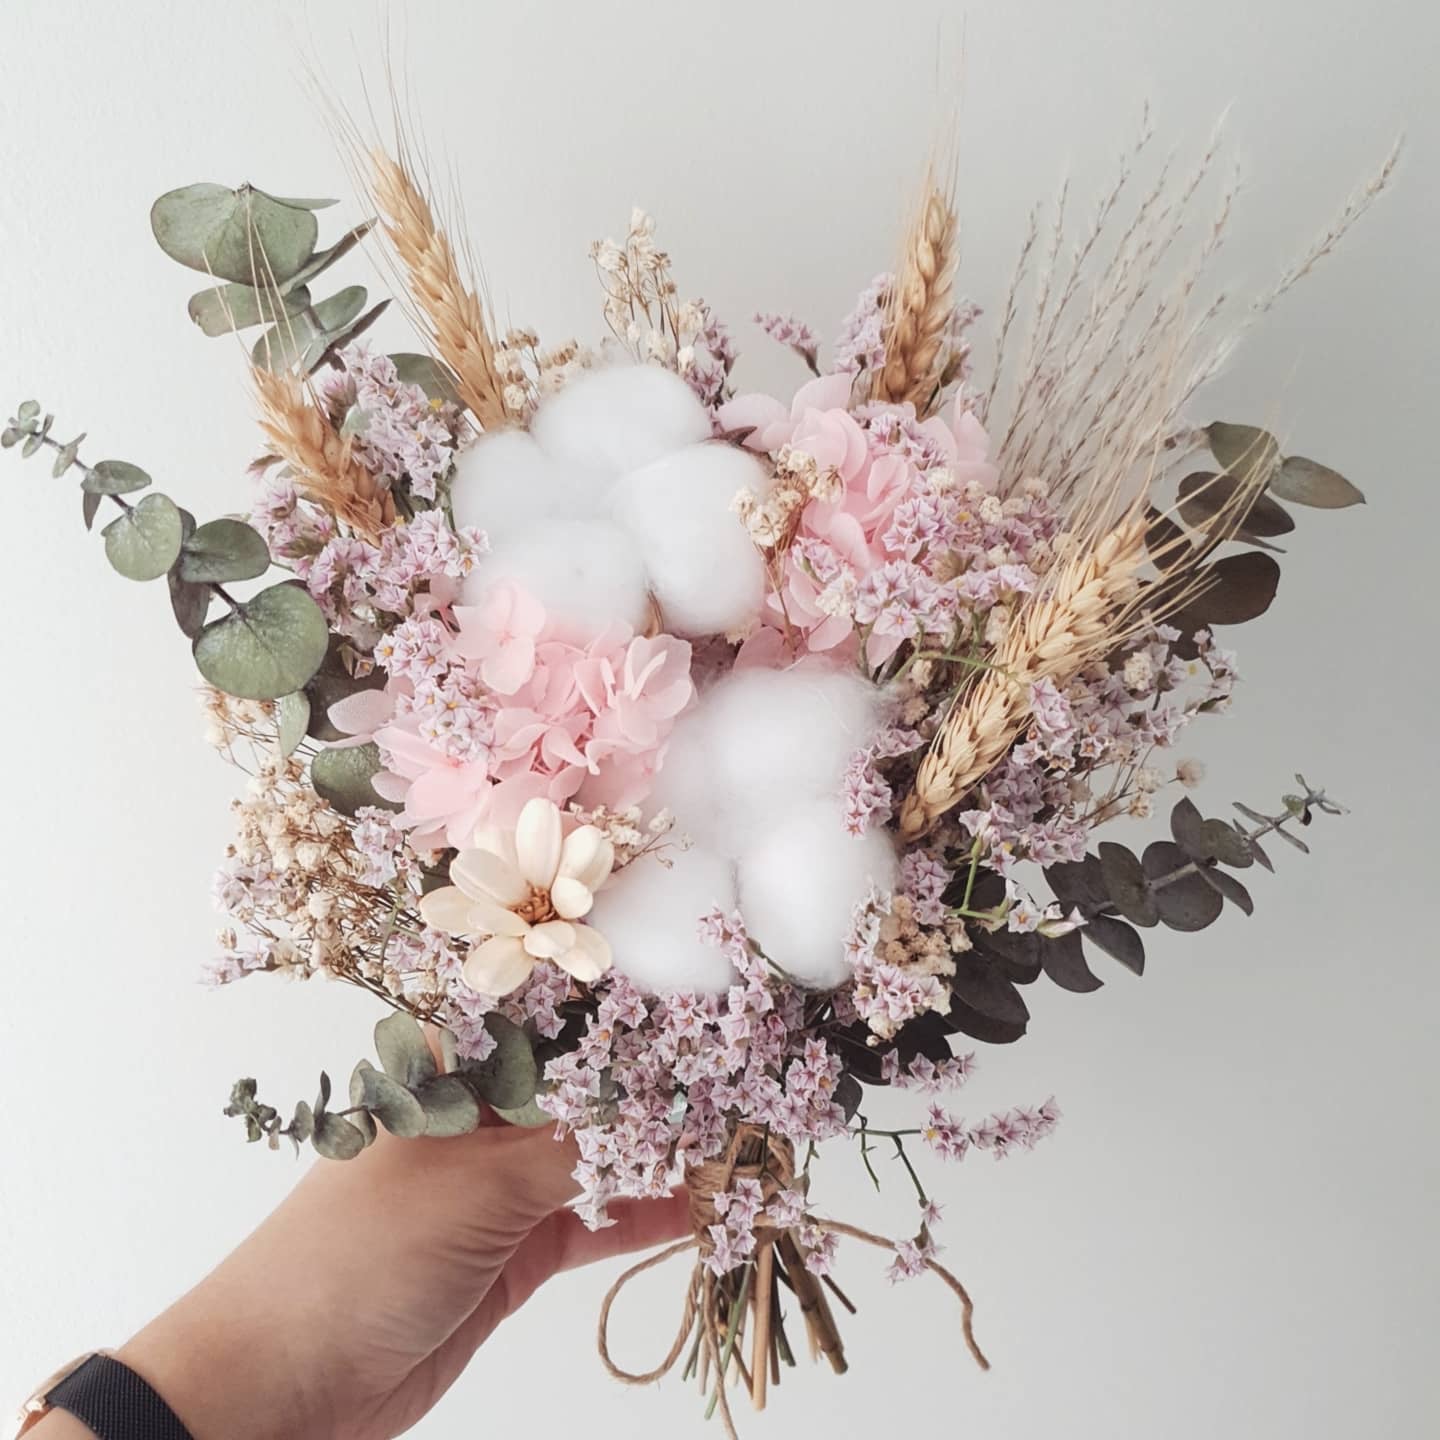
[874,175,960,412]
[253,368,393,542]
[899,517,1148,839]
[366,147,509,430]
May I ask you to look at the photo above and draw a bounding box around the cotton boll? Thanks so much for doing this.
[449,430,607,545]
[739,801,898,989]
[531,364,711,475]
[469,519,650,641]
[610,443,767,637]
[691,660,884,853]
[591,846,739,996]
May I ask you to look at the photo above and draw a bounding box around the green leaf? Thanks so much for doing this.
[102,493,183,580]
[262,193,340,211]
[1189,551,1281,626]
[1176,471,1295,541]
[150,182,318,286]
[416,1075,484,1136]
[187,281,313,337]
[352,1061,428,1138]
[312,1112,366,1160]
[465,1014,539,1109]
[1142,842,1223,932]
[251,285,369,372]
[289,1100,315,1143]
[21,432,43,458]
[167,571,212,638]
[303,638,387,741]
[350,1107,378,1146]
[374,1011,437,1089]
[1205,422,1280,486]
[490,1094,552,1128]
[285,220,376,290]
[51,435,84,478]
[16,400,39,422]
[193,582,329,700]
[81,491,102,531]
[1097,842,1158,928]
[391,353,463,407]
[1080,914,1146,975]
[316,1069,332,1115]
[277,691,311,757]
[178,518,270,583]
[311,741,396,817]
[1170,797,1207,858]
[1199,818,1254,868]
[1270,455,1366,509]
[1,426,22,448]
[82,459,152,496]
[1199,866,1254,915]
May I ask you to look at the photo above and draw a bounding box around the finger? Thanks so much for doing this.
[541,1192,693,1276]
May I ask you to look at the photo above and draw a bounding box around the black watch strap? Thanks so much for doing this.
[46,1355,193,1440]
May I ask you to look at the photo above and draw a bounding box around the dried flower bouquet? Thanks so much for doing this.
[6,111,1388,1434]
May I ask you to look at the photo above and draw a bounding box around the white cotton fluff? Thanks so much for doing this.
[590,845,739,996]
[469,518,650,641]
[650,660,883,856]
[609,443,768,637]
[738,800,899,988]
[449,430,607,545]
[530,364,712,476]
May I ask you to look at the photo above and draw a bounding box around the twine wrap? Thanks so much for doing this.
[596,1126,989,1439]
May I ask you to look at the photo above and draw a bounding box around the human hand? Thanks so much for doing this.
[38,1124,688,1440]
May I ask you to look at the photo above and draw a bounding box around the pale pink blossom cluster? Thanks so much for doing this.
[366,581,695,848]
[920,1096,1062,1162]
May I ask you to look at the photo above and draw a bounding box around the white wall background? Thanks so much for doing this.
[1,2,1436,1436]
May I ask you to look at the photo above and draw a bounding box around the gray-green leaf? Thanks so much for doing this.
[192,582,329,700]
[151,183,318,286]
[311,741,396,817]
[251,285,369,372]
[491,1094,552,1128]
[416,1075,483,1137]
[375,1011,438,1090]
[82,460,152,496]
[312,1112,366,1160]
[391,353,463,407]
[102,493,183,580]
[1269,455,1366,509]
[187,281,313,337]
[1205,422,1280,486]
[466,1014,539,1109]
[352,1061,428,1138]
[178,518,271,584]
[277,691,311,757]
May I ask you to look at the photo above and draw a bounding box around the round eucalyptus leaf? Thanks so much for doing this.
[1170,797,1207,857]
[1143,841,1224,932]
[192,582,329,700]
[311,742,396,817]
[277,691,311,757]
[303,637,388,741]
[150,182,318,285]
[187,280,313,337]
[1199,818,1254,868]
[466,1014,539,1109]
[178,518,271,583]
[1080,914,1146,975]
[102,493,183,581]
[1205,422,1280,485]
[312,1112,366,1161]
[1176,470,1295,539]
[1144,507,1190,569]
[1190,551,1281,626]
[391,352,463,407]
[16,400,39,422]
[356,1065,428,1138]
[1038,929,1104,994]
[1098,842,1158,928]
[350,1107,378,1146]
[490,1094,553,1128]
[51,435,84,478]
[375,1011,438,1090]
[0,426,21,448]
[417,1076,484,1136]
[251,284,369,372]
[167,570,212,639]
[289,1100,315,1144]
[1044,855,1109,909]
[1270,455,1366,509]
[1199,866,1255,915]
[83,459,152,496]
[947,952,1030,1044]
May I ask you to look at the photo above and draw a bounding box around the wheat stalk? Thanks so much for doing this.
[873,178,959,412]
[898,518,1148,840]
[253,368,393,543]
[367,147,509,431]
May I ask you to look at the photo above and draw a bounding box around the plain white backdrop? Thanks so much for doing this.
[1,2,1436,1436]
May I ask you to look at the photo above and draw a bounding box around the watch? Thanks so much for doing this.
[16,1353,193,1439]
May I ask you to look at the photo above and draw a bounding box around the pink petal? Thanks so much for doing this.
[327,688,395,739]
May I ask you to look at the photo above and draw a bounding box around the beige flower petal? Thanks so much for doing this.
[557,924,613,984]
[557,825,615,893]
[550,875,595,920]
[462,935,534,996]
[451,847,528,907]
[515,797,563,889]
[418,885,476,937]
[466,895,529,938]
[523,919,576,961]
[470,825,520,872]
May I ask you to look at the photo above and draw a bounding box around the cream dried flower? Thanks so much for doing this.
[419,798,615,995]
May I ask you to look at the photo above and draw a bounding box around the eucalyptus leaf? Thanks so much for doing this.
[167,570,211,638]
[350,1107,378,1146]
[1142,841,1223,932]
[192,582,329,700]
[151,182,318,286]
[353,1062,428,1138]
[375,1011,438,1090]
[1,426,22,448]
[1081,914,1146,975]
[315,1070,332,1116]
[417,1075,484,1136]
[1176,471,1295,540]
[1189,551,1281,626]
[303,636,388,741]
[21,432,43,458]
[1144,507,1190,569]
[489,1094,553,1128]
[311,741,395,817]
[1205,422,1280,485]
[312,1112,366,1161]
[286,220,376,290]
[946,953,1030,1044]
[391,353,463,406]
[187,281,313,337]
[1098,842,1158,927]
[1199,818,1255,868]
[277,691,311,757]
[1043,855,1109,910]
[178,518,271,583]
[1038,929,1104,993]
[1170,797,1207,857]
[1270,455,1366,509]
[251,285,369,372]
[466,1014,539,1109]
[82,459,152,496]
[1199,866,1255,915]
[81,491,102,531]
[262,193,340,211]
[289,1100,315,1144]
[51,435,83,478]
[16,400,39,422]
[102,493,183,581]
[311,300,390,371]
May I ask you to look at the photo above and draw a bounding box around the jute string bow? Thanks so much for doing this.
[596,1126,989,1439]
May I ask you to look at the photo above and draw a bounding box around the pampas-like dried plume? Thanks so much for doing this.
[253,367,393,543]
